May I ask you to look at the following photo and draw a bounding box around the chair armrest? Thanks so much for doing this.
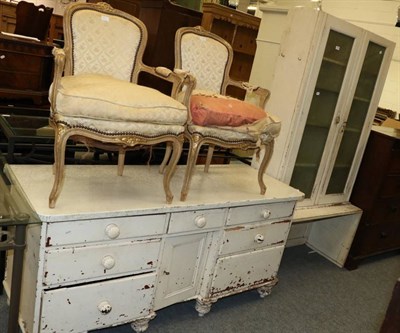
[49,47,66,111]
[138,64,195,107]
[226,78,270,109]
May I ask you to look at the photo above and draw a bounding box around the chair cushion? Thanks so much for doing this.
[190,94,266,127]
[53,74,187,126]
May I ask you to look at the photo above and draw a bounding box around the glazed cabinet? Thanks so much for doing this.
[253,6,394,208]
[250,6,394,268]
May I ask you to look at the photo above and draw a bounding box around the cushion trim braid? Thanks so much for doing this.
[187,124,258,143]
[55,115,185,137]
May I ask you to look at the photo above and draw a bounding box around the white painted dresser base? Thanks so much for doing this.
[3,164,303,333]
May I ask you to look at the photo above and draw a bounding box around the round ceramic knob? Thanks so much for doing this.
[102,255,116,270]
[194,216,207,228]
[261,210,271,219]
[0,55,5,60]
[254,234,265,244]
[105,223,120,239]
[98,301,112,315]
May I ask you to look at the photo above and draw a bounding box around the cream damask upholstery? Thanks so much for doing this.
[48,2,193,208]
[172,26,281,201]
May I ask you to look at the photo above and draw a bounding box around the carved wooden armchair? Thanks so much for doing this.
[172,26,281,201]
[48,2,193,208]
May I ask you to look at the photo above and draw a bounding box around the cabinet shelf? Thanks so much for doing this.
[322,56,347,67]
[353,95,371,103]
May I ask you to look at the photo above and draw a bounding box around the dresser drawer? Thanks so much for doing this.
[43,239,161,286]
[369,199,400,226]
[168,208,227,233]
[352,223,400,256]
[40,273,156,333]
[227,201,295,226]
[379,175,400,198]
[220,220,291,255]
[0,50,43,72]
[46,214,167,246]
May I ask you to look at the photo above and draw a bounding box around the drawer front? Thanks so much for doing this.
[210,246,283,298]
[40,273,156,333]
[352,223,400,257]
[168,208,227,233]
[0,50,43,72]
[369,199,400,226]
[220,220,291,255]
[46,214,167,246]
[43,239,160,286]
[379,175,400,198]
[0,70,41,90]
[227,201,295,226]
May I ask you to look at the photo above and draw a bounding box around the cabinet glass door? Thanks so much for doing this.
[289,30,355,198]
[326,41,387,194]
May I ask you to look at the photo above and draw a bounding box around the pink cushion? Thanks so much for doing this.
[190,94,266,127]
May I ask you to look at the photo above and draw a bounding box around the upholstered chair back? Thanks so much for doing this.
[177,29,233,94]
[63,3,147,82]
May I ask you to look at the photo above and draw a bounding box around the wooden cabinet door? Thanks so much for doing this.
[154,232,212,310]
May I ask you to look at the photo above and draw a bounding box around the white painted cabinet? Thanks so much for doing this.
[249,6,395,268]
[253,6,395,208]
[2,164,302,333]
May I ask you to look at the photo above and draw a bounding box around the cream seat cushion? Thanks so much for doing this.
[53,74,187,133]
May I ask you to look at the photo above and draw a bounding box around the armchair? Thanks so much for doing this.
[48,2,193,208]
[173,26,281,201]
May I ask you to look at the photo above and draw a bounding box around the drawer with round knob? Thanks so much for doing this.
[168,208,227,233]
[219,220,291,255]
[46,214,168,246]
[40,272,156,333]
[43,239,161,287]
[226,201,296,226]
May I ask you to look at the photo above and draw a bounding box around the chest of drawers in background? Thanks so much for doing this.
[0,34,53,105]
[346,126,400,269]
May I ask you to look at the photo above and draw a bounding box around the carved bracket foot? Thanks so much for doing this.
[195,299,213,317]
[130,312,156,333]
[257,283,275,298]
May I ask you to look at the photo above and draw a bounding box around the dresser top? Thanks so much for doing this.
[5,164,303,222]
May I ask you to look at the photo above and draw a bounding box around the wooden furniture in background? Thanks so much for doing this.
[346,126,400,269]
[14,1,53,41]
[201,2,260,99]
[0,33,54,105]
[0,0,63,42]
